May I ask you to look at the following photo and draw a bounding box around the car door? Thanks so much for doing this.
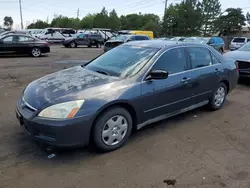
[0,35,15,54]
[76,34,85,45]
[141,47,193,121]
[187,47,222,104]
[13,36,32,54]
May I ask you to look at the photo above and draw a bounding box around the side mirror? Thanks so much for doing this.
[146,69,169,80]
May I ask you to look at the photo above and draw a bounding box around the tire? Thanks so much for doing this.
[70,41,77,48]
[31,47,41,57]
[92,107,133,152]
[208,83,227,110]
[87,44,92,48]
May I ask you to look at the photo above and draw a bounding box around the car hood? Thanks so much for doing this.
[23,66,120,109]
[223,50,250,61]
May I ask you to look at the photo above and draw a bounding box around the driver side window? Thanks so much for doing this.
[152,48,188,74]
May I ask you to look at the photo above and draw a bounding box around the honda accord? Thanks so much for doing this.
[16,41,238,152]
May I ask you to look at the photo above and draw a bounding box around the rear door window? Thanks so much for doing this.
[2,36,14,42]
[188,47,213,69]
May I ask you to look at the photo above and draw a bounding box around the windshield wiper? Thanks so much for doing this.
[95,70,109,75]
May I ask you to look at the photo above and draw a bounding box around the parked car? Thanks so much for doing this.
[201,37,225,53]
[118,30,154,39]
[104,34,150,52]
[224,42,250,78]
[16,41,238,152]
[183,37,204,43]
[229,37,250,51]
[170,37,186,42]
[62,33,104,48]
[0,34,50,57]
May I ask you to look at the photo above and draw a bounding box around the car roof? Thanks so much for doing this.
[0,33,34,39]
[123,40,208,49]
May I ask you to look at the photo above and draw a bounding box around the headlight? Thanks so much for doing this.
[38,100,85,119]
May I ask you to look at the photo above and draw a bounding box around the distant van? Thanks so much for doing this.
[118,30,154,39]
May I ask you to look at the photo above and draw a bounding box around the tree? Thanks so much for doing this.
[93,7,110,28]
[246,12,250,26]
[215,8,246,36]
[27,20,49,29]
[109,9,120,30]
[200,0,221,36]
[50,15,80,28]
[162,0,203,36]
[80,14,96,28]
[3,16,13,29]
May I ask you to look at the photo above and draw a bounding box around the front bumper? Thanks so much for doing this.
[16,99,94,147]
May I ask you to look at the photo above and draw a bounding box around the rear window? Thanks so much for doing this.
[232,38,246,43]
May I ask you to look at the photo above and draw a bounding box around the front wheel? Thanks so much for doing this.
[31,47,41,57]
[208,83,227,110]
[70,42,77,48]
[92,107,133,152]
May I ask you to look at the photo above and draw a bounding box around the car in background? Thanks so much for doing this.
[183,37,204,43]
[201,37,225,53]
[103,34,150,52]
[62,33,104,48]
[0,30,31,37]
[0,34,50,57]
[16,40,238,152]
[224,42,250,78]
[229,37,250,51]
[118,30,154,39]
[157,37,171,40]
[169,37,186,43]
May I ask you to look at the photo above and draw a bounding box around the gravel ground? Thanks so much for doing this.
[0,45,250,188]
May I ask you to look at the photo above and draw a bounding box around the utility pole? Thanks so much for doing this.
[77,8,80,19]
[164,0,168,17]
[19,0,24,29]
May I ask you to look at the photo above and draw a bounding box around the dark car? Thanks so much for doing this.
[62,33,104,48]
[103,34,150,52]
[223,42,250,78]
[16,41,238,152]
[201,37,225,53]
[0,34,50,57]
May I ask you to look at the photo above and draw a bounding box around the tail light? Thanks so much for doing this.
[235,61,239,72]
[44,42,50,46]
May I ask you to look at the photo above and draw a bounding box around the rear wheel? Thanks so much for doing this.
[70,42,77,48]
[208,83,227,110]
[92,107,133,152]
[31,47,41,57]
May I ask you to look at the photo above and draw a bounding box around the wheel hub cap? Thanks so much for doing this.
[214,87,225,107]
[102,115,128,146]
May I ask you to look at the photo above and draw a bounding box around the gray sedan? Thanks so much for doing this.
[16,41,238,152]
[224,42,250,78]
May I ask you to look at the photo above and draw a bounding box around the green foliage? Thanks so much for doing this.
[163,0,203,36]
[200,0,221,36]
[3,16,13,29]
[215,8,246,35]
[80,14,95,29]
[27,20,49,29]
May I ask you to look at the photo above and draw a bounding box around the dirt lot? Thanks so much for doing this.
[1,45,250,188]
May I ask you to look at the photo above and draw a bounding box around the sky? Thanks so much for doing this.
[0,0,250,29]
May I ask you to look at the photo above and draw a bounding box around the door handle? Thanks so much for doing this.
[181,77,191,83]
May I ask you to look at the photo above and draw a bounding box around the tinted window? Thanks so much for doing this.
[2,36,13,42]
[210,52,220,64]
[247,39,250,42]
[18,36,34,42]
[135,36,149,40]
[188,47,213,68]
[232,38,246,43]
[152,48,187,74]
[129,36,136,41]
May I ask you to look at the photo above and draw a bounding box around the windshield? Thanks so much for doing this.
[114,35,129,41]
[85,45,158,78]
[238,42,250,51]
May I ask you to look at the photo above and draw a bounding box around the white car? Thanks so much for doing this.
[230,37,250,51]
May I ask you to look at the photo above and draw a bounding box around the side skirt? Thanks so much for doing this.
[137,100,209,130]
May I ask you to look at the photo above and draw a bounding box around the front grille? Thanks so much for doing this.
[238,61,250,69]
